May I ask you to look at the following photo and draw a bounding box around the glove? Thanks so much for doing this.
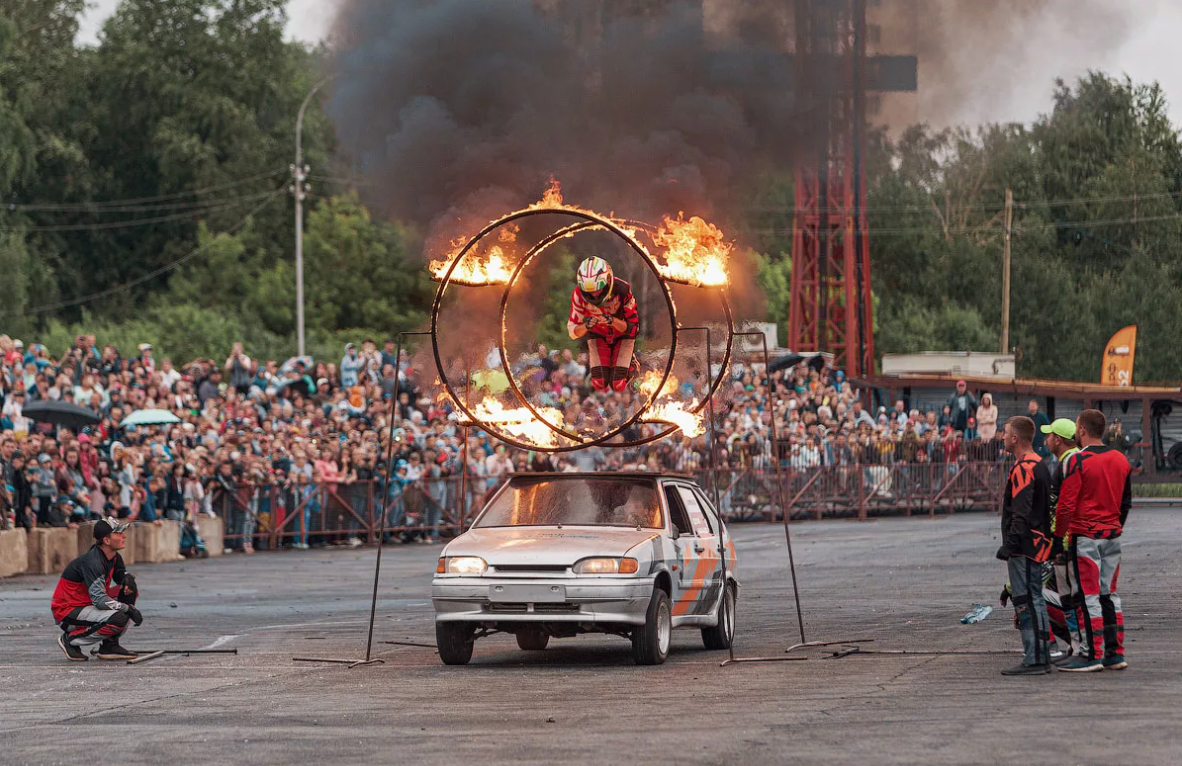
[125,605,143,627]
[999,587,1010,607]
[121,572,138,594]
[995,545,1012,562]
[584,315,604,330]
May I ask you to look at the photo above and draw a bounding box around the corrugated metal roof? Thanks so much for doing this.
[870,373,1182,399]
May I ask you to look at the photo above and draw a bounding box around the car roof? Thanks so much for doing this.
[505,471,684,482]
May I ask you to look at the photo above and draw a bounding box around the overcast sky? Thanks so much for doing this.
[78,0,1182,129]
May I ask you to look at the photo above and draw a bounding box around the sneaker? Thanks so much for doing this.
[1103,656,1128,670]
[96,640,140,660]
[346,537,363,548]
[1051,650,1076,666]
[1058,658,1104,672]
[58,633,87,662]
[1001,663,1051,676]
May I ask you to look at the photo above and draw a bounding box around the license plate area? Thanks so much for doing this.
[489,584,567,603]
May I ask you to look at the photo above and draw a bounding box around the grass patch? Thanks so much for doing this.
[1134,483,1182,498]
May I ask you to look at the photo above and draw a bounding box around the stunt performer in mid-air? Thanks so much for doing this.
[568,257,639,392]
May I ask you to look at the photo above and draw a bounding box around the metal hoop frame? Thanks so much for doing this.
[432,206,735,454]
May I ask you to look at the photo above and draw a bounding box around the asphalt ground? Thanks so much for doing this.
[2,507,1180,766]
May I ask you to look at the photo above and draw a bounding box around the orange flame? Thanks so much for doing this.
[464,398,572,449]
[528,177,565,209]
[643,400,705,438]
[651,213,731,287]
[636,369,680,400]
[430,244,512,286]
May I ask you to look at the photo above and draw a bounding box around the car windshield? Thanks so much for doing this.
[475,477,664,529]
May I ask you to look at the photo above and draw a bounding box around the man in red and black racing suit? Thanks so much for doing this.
[567,256,640,392]
[51,517,143,661]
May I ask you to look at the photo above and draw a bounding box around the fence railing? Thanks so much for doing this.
[209,477,493,550]
[208,462,1010,549]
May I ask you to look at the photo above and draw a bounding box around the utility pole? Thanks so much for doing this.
[1000,187,1013,355]
[292,77,332,358]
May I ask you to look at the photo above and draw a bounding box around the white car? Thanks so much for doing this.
[432,473,738,665]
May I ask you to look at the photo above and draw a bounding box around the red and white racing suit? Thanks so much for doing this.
[567,278,640,392]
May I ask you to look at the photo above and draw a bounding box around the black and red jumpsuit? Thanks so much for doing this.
[567,278,640,392]
[51,545,137,648]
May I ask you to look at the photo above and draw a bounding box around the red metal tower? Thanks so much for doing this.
[787,0,874,379]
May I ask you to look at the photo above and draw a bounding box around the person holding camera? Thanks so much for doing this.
[51,517,142,661]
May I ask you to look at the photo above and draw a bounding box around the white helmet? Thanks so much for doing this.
[577,257,613,305]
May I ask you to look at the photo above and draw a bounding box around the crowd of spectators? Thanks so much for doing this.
[0,332,1021,548]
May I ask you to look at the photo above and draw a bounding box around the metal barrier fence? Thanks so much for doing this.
[209,478,494,550]
[209,462,1010,549]
[694,462,1009,521]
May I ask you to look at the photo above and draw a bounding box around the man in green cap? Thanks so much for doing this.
[1042,417,1082,662]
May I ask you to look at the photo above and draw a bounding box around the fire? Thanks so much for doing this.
[651,213,731,287]
[635,369,680,400]
[529,176,565,209]
[464,398,573,449]
[643,400,705,438]
[430,244,512,286]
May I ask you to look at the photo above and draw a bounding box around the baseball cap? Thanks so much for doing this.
[1040,418,1076,440]
[956,379,967,386]
[94,517,130,541]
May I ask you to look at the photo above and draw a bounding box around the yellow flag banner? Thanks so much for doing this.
[1102,325,1137,387]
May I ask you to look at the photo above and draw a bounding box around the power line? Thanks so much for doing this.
[1,191,281,233]
[748,188,1182,217]
[8,189,285,215]
[0,168,288,211]
[26,187,287,315]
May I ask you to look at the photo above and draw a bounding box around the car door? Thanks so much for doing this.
[691,486,735,577]
[662,483,696,603]
[671,484,720,617]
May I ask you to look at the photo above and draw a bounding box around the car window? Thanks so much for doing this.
[676,486,714,537]
[691,487,721,536]
[663,486,694,536]
[475,477,663,528]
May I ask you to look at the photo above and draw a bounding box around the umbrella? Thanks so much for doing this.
[769,351,833,375]
[277,375,315,397]
[21,400,101,431]
[121,409,181,428]
[279,355,314,376]
[471,369,510,395]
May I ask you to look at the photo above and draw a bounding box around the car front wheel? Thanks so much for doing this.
[436,622,475,665]
[632,587,672,665]
[701,582,736,650]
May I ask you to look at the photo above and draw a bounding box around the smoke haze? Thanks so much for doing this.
[328,0,1139,242]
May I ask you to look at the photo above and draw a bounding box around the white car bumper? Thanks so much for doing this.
[432,577,654,625]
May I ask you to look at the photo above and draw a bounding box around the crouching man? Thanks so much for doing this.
[51,518,143,661]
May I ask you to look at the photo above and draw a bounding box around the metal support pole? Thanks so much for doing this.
[294,330,430,669]
[676,325,733,662]
[734,331,805,644]
[364,331,431,661]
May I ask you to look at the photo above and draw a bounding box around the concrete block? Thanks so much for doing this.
[76,522,98,556]
[26,528,77,575]
[157,521,184,563]
[195,515,224,557]
[120,524,137,566]
[0,528,29,578]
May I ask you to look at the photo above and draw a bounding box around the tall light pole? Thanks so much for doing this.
[292,76,332,357]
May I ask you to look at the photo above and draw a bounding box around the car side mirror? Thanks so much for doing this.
[670,527,680,540]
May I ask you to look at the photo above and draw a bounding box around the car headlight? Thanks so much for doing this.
[437,556,488,575]
[573,557,639,575]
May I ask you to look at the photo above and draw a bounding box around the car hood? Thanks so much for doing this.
[444,526,660,568]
